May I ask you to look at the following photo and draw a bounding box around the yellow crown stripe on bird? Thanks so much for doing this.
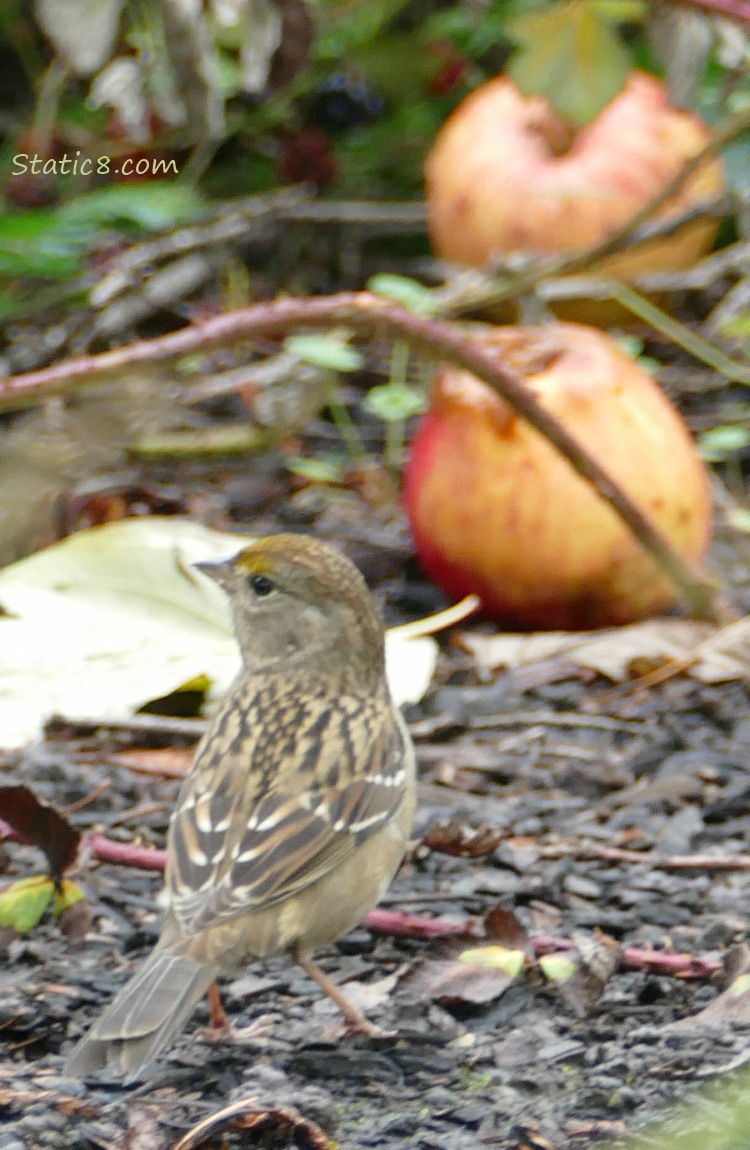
[65,532,416,1081]
[236,533,333,565]
[235,534,343,575]
[234,548,277,575]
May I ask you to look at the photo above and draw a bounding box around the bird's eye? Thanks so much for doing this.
[248,573,276,598]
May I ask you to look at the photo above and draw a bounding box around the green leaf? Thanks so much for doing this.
[284,454,347,483]
[614,335,645,359]
[726,508,750,535]
[0,875,55,933]
[539,952,579,983]
[56,184,203,232]
[53,879,85,917]
[720,313,750,338]
[368,273,438,317]
[698,425,750,462]
[364,383,427,422]
[315,0,414,59]
[591,0,647,22]
[0,210,87,278]
[459,946,525,977]
[422,6,508,59]
[0,185,204,282]
[284,335,363,373]
[508,0,630,126]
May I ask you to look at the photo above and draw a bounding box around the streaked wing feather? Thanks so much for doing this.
[169,711,407,935]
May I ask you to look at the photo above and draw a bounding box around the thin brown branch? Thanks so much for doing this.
[0,293,719,619]
[578,843,750,871]
[86,834,167,871]
[67,831,750,879]
[51,834,729,979]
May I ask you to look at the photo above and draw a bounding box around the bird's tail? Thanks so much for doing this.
[65,950,218,1081]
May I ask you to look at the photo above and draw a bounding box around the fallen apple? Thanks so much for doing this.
[403,323,712,629]
[425,72,724,282]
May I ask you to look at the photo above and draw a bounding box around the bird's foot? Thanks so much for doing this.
[204,1013,275,1045]
[342,1016,394,1039]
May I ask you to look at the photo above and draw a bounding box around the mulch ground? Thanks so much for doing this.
[3,485,750,1150]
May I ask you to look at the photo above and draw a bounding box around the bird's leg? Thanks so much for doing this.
[297,957,390,1038]
[203,980,272,1044]
[207,980,228,1030]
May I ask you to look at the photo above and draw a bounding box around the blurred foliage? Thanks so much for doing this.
[0,183,202,279]
[507,1,637,125]
[699,423,750,462]
[0,0,747,296]
[0,1,744,207]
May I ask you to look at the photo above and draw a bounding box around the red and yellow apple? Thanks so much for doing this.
[403,323,712,629]
[425,72,724,284]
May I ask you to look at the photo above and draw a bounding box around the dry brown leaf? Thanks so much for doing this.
[422,820,503,858]
[461,616,750,685]
[485,905,533,955]
[678,944,750,1029]
[400,946,523,1006]
[171,1096,333,1150]
[312,972,400,1017]
[111,748,193,779]
[0,785,80,882]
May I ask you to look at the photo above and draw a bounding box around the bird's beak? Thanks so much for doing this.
[194,558,233,586]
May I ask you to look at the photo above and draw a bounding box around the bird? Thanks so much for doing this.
[65,533,416,1081]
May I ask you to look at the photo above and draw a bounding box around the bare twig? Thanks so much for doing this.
[86,834,167,871]
[574,843,750,871]
[22,829,724,980]
[0,293,719,619]
[587,281,750,384]
[46,713,208,740]
[66,833,736,980]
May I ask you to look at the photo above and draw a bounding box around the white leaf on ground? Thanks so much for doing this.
[312,971,402,1017]
[385,632,436,707]
[0,519,436,749]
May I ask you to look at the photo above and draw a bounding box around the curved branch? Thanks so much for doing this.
[0,292,719,619]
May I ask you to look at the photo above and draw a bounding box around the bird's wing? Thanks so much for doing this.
[167,705,410,935]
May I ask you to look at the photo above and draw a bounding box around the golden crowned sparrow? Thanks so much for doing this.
[66,534,415,1080]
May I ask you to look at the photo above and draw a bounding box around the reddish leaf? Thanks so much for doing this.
[0,785,80,881]
[58,896,93,944]
[485,905,533,955]
[422,820,502,858]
